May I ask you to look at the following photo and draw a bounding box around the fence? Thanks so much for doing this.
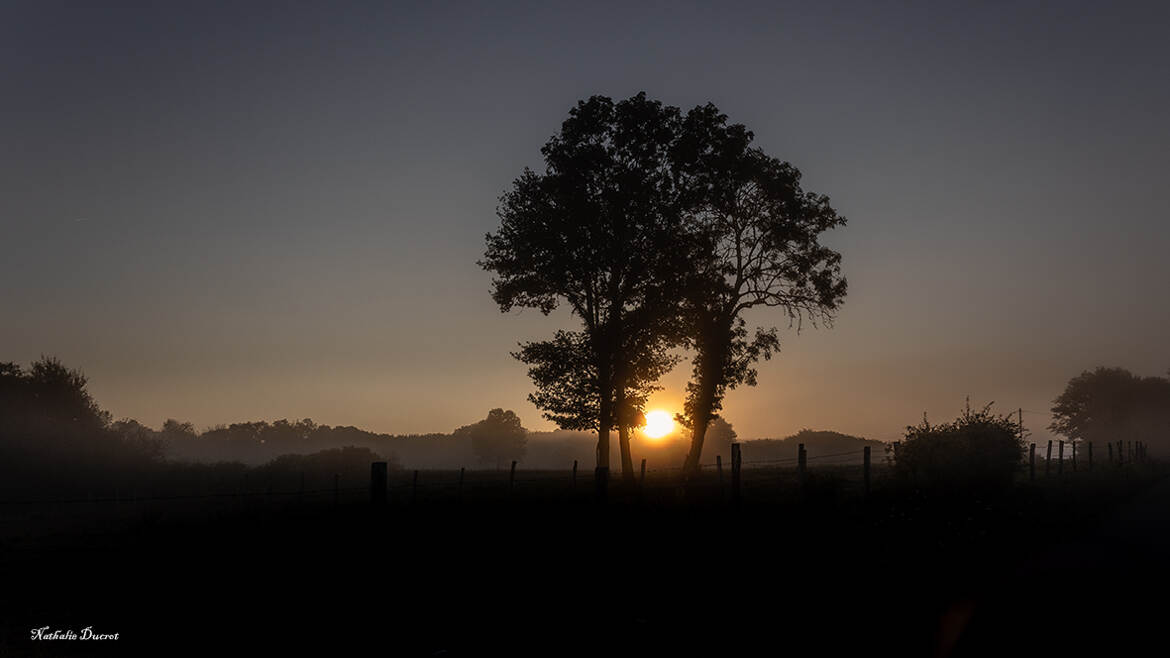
[0,440,1154,530]
[1024,439,1150,482]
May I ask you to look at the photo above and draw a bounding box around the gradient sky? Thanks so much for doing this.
[3,1,1168,443]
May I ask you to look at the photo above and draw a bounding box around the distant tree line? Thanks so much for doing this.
[745,429,884,464]
[5,354,1163,498]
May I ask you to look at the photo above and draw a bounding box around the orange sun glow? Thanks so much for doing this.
[641,410,675,439]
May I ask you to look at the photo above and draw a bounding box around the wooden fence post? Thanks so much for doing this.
[798,443,807,493]
[1058,441,1064,476]
[1108,442,1114,464]
[863,446,871,497]
[509,460,517,495]
[716,455,724,498]
[1045,441,1053,477]
[1029,443,1036,482]
[1128,441,1133,464]
[571,460,578,490]
[370,462,387,507]
[1118,440,1124,466]
[731,443,742,507]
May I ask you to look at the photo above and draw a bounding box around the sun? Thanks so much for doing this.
[641,410,675,439]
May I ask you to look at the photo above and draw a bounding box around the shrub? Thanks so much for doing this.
[894,403,1024,491]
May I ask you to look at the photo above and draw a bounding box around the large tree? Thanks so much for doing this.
[673,104,848,476]
[481,93,690,482]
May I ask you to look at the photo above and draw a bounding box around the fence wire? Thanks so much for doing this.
[0,445,1150,509]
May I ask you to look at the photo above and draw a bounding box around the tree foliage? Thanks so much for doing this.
[0,357,163,476]
[672,103,848,473]
[481,93,693,473]
[455,408,528,468]
[1049,367,1170,454]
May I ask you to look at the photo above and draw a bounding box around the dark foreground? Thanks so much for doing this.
[2,469,1168,657]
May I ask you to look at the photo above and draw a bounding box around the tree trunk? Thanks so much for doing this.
[595,347,614,472]
[597,396,612,471]
[614,386,636,483]
[681,321,727,478]
[682,394,715,478]
[618,424,636,484]
[596,427,610,469]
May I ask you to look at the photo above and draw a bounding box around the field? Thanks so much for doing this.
[1,460,1167,656]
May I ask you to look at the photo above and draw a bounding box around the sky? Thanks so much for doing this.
[2,1,1167,443]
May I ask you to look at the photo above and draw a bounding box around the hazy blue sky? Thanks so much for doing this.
[3,1,1167,443]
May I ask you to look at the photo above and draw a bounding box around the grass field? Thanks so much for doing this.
[1,461,1166,656]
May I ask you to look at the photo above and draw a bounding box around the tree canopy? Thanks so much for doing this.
[481,93,693,477]
[455,408,528,468]
[482,93,848,478]
[672,103,848,474]
[1050,367,1170,454]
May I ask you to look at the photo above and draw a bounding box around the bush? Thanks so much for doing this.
[894,403,1024,492]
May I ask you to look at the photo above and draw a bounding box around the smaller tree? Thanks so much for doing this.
[515,329,677,481]
[895,403,1024,491]
[1050,367,1170,455]
[458,409,528,469]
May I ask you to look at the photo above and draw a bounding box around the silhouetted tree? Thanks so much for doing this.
[672,104,847,476]
[1050,367,1170,455]
[456,408,528,469]
[514,328,677,481]
[0,357,161,479]
[482,93,690,480]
